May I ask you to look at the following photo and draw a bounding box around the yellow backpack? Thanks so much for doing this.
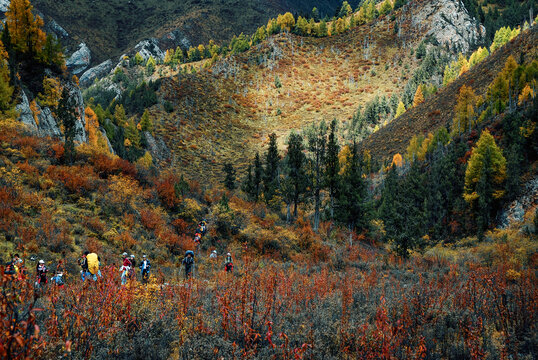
[87,253,99,275]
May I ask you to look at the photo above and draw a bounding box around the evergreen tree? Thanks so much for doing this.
[336,143,370,239]
[380,162,426,257]
[57,87,78,165]
[286,132,307,218]
[223,162,237,190]
[263,133,280,201]
[325,119,340,219]
[242,165,255,200]
[306,122,327,229]
[254,152,263,201]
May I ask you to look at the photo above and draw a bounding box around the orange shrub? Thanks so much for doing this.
[140,208,165,230]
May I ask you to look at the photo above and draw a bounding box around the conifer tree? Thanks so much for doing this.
[325,119,340,219]
[412,85,424,107]
[286,132,307,218]
[336,143,370,241]
[264,133,280,201]
[306,122,327,229]
[124,117,141,148]
[140,109,153,133]
[0,40,14,114]
[254,152,263,201]
[223,162,237,190]
[6,0,46,56]
[57,87,78,165]
[452,85,479,135]
[395,101,406,118]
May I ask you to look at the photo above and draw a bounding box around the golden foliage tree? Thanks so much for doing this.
[85,106,100,147]
[37,77,62,108]
[452,85,479,135]
[6,0,46,55]
[277,12,295,32]
[412,85,424,107]
[0,40,14,114]
[395,101,406,118]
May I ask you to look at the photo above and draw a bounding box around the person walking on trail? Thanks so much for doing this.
[5,254,23,278]
[139,255,151,284]
[129,254,136,280]
[224,253,233,273]
[120,252,132,286]
[209,250,217,260]
[86,252,102,281]
[78,251,90,281]
[182,251,195,279]
[35,260,49,288]
[51,270,65,288]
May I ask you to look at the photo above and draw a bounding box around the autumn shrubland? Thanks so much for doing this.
[1,0,538,358]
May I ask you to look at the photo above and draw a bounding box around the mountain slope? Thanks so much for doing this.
[359,28,538,161]
[32,0,344,64]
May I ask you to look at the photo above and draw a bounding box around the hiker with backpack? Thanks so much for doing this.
[86,252,101,281]
[51,270,65,288]
[139,255,151,284]
[120,252,132,286]
[35,260,49,288]
[182,250,195,279]
[126,254,135,280]
[224,253,233,273]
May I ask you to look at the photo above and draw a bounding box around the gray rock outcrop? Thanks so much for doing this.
[0,0,10,13]
[99,127,115,155]
[66,43,91,75]
[412,0,485,53]
[45,19,69,39]
[133,39,165,62]
[499,176,538,229]
[143,131,170,163]
[79,59,114,87]
[16,91,38,133]
[37,106,62,138]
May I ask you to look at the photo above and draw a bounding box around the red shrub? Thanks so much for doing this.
[140,208,165,231]
[156,174,180,209]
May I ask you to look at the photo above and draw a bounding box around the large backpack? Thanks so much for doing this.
[87,253,99,275]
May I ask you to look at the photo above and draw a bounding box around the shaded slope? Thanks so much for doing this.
[32,0,343,64]
[359,28,538,161]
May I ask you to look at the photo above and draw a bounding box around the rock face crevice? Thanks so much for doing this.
[16,84,88,144]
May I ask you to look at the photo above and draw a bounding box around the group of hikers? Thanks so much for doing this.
[181,220,234,278]
[4,220,236,287]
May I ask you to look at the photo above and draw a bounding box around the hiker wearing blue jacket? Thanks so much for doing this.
[139,255,151,284]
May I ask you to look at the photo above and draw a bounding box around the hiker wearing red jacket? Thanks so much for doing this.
[120,252,132,286]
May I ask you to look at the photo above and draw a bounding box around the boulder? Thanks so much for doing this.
[79,59,114,87]
[66,43,91,75]
[16,91,38,133]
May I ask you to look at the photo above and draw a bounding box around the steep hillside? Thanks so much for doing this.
[31,0,344,64]
[359,28,538,161]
